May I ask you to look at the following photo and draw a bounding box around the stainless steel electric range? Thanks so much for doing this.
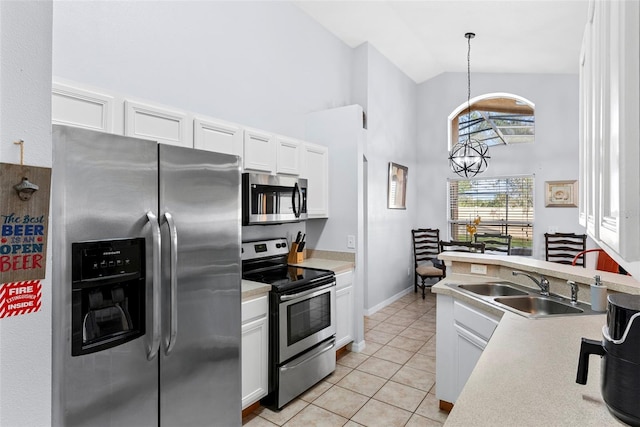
[242,238,336,409]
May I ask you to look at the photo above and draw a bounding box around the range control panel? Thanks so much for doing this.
[241,237,289,261]
[72,238,144,283]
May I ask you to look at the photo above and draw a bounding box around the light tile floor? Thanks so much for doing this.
[243,289,449,427]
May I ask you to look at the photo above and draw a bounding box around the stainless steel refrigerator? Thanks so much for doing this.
[52,125,241,426]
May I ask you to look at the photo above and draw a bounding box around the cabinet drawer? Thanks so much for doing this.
[453,300,499,342]
[242,295,268,323]
[335,271,353,289]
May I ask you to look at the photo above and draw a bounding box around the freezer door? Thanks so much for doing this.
[158,144,242,426]
[52,125,159,427]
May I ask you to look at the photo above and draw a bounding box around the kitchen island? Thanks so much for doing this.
[432,253,638,426]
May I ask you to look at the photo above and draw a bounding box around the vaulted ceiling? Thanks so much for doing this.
[293,0,590,83]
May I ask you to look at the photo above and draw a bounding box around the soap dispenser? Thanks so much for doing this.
[590,275,607,312]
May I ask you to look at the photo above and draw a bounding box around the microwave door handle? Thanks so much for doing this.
[146,211,162,361]
[163,212,179,355]
[292,182,301,218]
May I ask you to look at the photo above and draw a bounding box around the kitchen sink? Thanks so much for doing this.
[458,283,528,297]
[493,296,583,316]
[446,281,599,318]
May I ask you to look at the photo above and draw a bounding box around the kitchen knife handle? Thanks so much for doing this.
[163,212,179,355]
[146,211,162,361]
[576,337,605,384]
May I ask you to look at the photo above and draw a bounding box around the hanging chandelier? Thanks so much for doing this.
[449,32,490,178]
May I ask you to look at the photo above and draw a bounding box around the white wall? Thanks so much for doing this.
[304,105,362,252]
[360,45,418,311]
[416,72,585,259]
[0,2,52,426]
[52,1,353,140]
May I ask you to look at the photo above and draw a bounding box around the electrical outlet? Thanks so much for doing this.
[470,264,487,275]
[347,235,356,249]
[548,226,559,234]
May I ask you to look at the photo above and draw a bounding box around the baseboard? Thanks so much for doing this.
[439,400,454,413]
[241,401,261,419]
[364,285,413,316]
[348,339,366,353]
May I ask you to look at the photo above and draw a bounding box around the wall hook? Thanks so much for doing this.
[13,139,24,166]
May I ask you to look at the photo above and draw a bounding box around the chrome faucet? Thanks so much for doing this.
[567,280,579,304]
[512,271,550,296]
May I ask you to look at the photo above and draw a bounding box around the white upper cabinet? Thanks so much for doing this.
[579,0,640,272]
[243,127,276,173]
[302,142,329,218]
[275,135,302,176]
[193,117,243,157]
[124,100,191,147]
[52,82,114,132]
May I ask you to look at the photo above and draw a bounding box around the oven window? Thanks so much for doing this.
[287,292,331,346]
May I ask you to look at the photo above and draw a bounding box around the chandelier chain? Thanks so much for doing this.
[467,33,472,137]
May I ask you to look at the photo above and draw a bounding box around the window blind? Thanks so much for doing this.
[448,176,534,255]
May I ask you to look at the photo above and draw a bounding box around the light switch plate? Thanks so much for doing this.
[470,264,487,275]
[347,235,356,249]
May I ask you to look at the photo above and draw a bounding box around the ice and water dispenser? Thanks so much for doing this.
[71,238,145,356]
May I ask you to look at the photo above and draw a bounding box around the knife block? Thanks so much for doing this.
[288,243,304,264]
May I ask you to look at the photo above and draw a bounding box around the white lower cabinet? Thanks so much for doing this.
[436,294,499,405]
[335,270,354,349]
[241,295,269,409]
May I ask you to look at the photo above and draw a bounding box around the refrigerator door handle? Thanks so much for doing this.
[163,212,178,355]
[146,211,162,361]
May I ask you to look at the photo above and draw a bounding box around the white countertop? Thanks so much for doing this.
[431,256,628,426]
[290,258,354,274]
[438,252,640,294]
[444,311,621,426]
[241,279,271,301]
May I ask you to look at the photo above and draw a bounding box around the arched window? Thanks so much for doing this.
[448,93,535,149]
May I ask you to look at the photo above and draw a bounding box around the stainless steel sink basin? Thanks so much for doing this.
[445,281,599,318]
[458,283,528,297]
[494,296,584,316]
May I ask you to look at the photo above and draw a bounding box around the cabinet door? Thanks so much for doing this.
[436,295,499,404]
[241,296,268,409]
[52,82,114,132]
[193,117,243,157]
[241,316,268,408]
[454,324,488,398]
[124,100,191,147]
[244,128,275,173]
[335,284,354,349]
[302,143,329,218]
[276,136,302,176]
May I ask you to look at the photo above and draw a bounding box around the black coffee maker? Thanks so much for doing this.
[577,294,640,426]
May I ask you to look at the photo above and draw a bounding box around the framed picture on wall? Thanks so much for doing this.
[545,180,578,207]
[388,162,408,209]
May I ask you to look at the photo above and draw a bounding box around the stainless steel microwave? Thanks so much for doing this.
[242,173,307,225]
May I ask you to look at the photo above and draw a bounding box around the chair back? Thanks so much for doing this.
[545,233,587,267]
[439,240,485,254]
[412,229,440,268]
[474,233,512,255]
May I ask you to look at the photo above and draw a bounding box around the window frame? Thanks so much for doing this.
[448,93,535,150]
[447,175,535,255]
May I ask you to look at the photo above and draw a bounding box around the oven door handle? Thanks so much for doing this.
[280,282,335,301]
[280,339,335,371]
